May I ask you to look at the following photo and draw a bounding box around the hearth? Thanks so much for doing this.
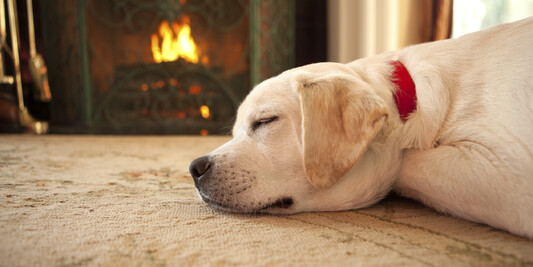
[40,0,297,134]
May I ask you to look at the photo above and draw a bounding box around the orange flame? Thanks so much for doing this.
[200,105,210,119]
[151,17,199,64]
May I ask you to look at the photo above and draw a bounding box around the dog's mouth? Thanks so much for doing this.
[200,194,293,213]
[258,197,294,211]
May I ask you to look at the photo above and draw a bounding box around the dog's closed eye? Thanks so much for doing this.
[252,116,279,131]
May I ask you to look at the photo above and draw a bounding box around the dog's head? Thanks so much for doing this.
[190,63,401,213]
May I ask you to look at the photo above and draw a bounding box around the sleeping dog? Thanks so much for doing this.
[190,18,533,238]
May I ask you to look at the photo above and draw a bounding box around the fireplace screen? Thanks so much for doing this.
[40,0,294,134]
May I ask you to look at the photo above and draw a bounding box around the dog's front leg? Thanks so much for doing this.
[395,144,532,238]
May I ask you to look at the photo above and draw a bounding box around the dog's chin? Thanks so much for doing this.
[199,193,294,214]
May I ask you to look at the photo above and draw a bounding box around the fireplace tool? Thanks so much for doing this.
[26,0,51,102]
[0,0,48,134]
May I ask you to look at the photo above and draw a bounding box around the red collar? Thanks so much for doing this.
[390,60,417,122]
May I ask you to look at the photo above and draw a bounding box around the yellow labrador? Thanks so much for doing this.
[190,18,533,238]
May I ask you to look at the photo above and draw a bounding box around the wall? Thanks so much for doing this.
[328,0,435,63]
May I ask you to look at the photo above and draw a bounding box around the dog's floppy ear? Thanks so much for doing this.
[292,72,388,189]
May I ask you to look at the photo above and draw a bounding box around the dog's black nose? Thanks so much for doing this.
[189,155,212,183]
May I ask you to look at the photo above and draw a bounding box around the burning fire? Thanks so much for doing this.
[151,17,200,64]
[148,15,211,136]
[200,105,210,119]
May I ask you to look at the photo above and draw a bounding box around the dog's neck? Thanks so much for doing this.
[387,54,452,150]
[390,60,417,122]
[348,52,452,150]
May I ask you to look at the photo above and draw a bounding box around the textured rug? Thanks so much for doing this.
[0,135,532,266]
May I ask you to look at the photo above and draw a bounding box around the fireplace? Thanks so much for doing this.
[39,0,303,134]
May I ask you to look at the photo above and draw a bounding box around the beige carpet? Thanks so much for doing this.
[1,135,532,266]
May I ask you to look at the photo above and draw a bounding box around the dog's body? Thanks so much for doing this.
[190,18,533,238]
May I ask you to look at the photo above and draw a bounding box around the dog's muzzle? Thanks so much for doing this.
[189,155,294,213]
